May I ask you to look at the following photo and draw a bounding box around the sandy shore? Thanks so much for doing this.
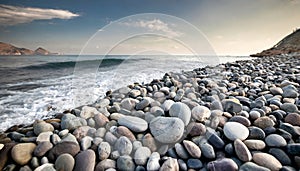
[0,55,299,171]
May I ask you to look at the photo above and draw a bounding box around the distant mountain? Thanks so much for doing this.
[34,47,51,55]
[251,28,300,57]
[0,42,58,56]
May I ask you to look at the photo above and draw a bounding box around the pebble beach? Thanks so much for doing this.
[0,55,300,171]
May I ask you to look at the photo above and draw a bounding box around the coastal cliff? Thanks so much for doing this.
[251,28,300,57]
[0,42,57,56]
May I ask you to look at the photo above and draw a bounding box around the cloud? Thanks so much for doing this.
[121,19,182,38]
[0,4,79,26]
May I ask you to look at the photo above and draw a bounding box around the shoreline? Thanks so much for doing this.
[0,55,300,171]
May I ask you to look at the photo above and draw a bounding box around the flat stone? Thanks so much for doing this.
[253,152,282,171]
[229,116,251,127]
[175,143,189,159]
[134,147,151,165]
[248,126,265,139]
[11,143,36,165]
[80,136,93,151]
[34,141,53,157]
[187,159,203,169]
[160,157,179,171]
[33,121,54,135]
[283,89,298,98]
[207,158,238,171]
[74,150,96,171]
[244,140,266,150]
[254,116,275,129]
[55,153,75,171]
[280,103,298,113]
[285,113,300,126]
[234,139,252,162]
[200,142,215,159]
[270,87,283,95]
[265,134,287,147]
[98,142,111,160]
[117,155,135,171]
[240,162,271,171]
[280,123,300,137]
[147,152,160,171]
[118,116,148,132]
[7,132,25,141]
[191,106,211,122]
[95,159,116,171]
[183,140,201,158]
[224,122,249,141]
[269,148,291,165]
[48,141,80,161]
[149,116,184,144]
[115,136,132,155]
[286,143,300,155]
[169,102,191,125]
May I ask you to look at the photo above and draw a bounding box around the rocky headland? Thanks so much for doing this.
[251,28,300,57]
[0,42,57,56]
[0,54,299,171]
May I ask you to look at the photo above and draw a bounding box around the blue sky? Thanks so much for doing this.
[1,0,300,55]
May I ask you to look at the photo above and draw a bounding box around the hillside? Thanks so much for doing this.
[0,42,56,56]
[251,28,300,57]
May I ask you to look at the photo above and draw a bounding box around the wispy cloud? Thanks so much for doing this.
[121,19,182,38]
[0,4,79,26]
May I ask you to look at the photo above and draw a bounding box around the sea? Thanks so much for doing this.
[0,55,253,131]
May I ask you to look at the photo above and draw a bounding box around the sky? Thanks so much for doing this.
[0,0,300,56]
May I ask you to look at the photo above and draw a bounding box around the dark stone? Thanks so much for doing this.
[48,141,80,161]
[187,158,203,169]
[248,126,265,140]
[269,148,291,165]
[0,143,16,170]
[286,144,300,155]
[74,150,96,171]
[207,130,225,149]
